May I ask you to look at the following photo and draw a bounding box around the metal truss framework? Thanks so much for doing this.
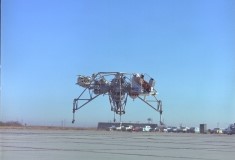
[72,72,163,124]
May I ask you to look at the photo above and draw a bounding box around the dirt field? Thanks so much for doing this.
[0,128,235,160]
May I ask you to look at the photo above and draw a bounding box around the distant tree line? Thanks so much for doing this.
[0,121,23,126]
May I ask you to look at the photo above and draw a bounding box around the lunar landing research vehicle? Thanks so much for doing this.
[72,72,163,124]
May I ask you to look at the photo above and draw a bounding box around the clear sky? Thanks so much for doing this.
[1,0,235,128]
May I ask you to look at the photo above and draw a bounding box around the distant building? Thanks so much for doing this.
[200,124,207,134]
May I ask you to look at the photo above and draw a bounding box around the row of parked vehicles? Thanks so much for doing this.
[106,123,235,135]
[107,125,154,132]
[107,125,199,133]
[163,126,200,133]
[210,124,235,135]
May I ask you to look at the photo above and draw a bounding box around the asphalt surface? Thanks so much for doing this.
[0,129,235,160]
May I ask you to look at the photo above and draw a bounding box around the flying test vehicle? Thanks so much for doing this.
[72,72,163,124]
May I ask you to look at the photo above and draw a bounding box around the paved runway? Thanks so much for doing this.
[0,129,235,160]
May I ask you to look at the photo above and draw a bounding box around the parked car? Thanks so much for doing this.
[143,125,153,132]
[189,127,200,133]
[106,125,116,131]
[227,123,235,135]
[210,128,223,134]
[125,125,133,132]
[132,126,142,132]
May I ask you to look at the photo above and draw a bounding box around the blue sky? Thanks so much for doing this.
[1,0,235,128]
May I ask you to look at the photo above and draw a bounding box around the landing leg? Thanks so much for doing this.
[113,111,116,122]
